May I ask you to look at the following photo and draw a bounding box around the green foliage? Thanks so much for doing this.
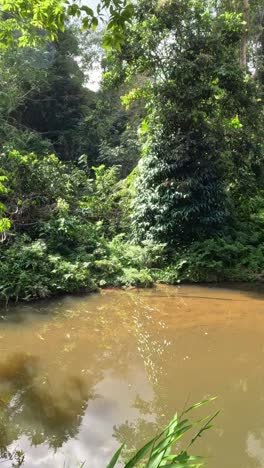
[99,127,140,178]
[158,221,264,284]
[107,397,218,467]
[0,175,10,235]
[91,236,160,288]
[0,150,104,301]
[0,0,264,303]
[115,268,154,288]
[109,235,166,270]
[0,26,139,166]
[102,0,263,245]
[122,0,263,244]
[0,150,89,236]
[0,236,96,301]
[0,44,52,154]
[0,150,155,302]
[92,258,154,288]
[78,163,133,240]
[0,28,102,162]
[0,0,135,50]
[93,235,167,288]
[0,0,65,47]
[94,75,143,178]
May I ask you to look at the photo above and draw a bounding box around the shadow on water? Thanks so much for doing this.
[210,282,264,300]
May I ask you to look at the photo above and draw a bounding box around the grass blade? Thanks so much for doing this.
[106,444,124,468]
[124,436,160,468]
[188,411,220,449]
[182,397,218,416]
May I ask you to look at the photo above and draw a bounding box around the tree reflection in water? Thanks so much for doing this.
[111,292,178,463]
[0,286,257,468]
[0,353,92,459]
[0,291,177,466]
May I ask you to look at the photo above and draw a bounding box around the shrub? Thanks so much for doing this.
[115,268,154,288]
[0,236,97,302]
[0,151,126,302]
[158,223,264,284]
[109,235,166,270]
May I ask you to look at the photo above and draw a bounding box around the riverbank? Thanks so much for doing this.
[1,218,264,304]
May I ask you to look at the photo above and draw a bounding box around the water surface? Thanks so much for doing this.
[0,285,264,467]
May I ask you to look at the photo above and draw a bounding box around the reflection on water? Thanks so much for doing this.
[0,353,91,450]
[0,285,264,467]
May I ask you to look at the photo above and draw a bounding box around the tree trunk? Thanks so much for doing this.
[255,6,264,84]
[240,0,249,67]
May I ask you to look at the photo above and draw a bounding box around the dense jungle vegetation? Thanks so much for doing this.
[0,0,263,302]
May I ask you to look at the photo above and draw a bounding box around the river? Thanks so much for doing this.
[0,284,263,467]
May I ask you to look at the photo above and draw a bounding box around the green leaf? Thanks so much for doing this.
[80,5,94,17]
[106,444,124,468]
[0,218,11,233]
[182,397,218,416]
[189,411,220,449]
[124,435,161,468]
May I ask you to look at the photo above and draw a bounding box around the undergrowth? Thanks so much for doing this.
[1,150,264,304]
[158,221,264,284]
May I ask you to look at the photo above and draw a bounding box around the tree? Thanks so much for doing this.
[12,28,100,161]
[105,0,264,244]
[217,0,264,81]
[0,27,108,163]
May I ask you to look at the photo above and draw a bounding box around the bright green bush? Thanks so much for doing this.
[0,150,158,302]
[114,268,154,288]
[0,237,50,301]
[93,258,124,286]
[0,236,97,301]
[84,236,164,289]
[109,235,166,269]
[94,236,165,288]
[79,164,124,238]
[0,151,115,302]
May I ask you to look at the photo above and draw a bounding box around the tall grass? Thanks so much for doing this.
[107,397,218,468]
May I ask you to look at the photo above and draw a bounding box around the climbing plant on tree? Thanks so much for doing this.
[105,0,263,244]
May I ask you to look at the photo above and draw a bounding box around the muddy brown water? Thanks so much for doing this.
[0,285,264,467]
